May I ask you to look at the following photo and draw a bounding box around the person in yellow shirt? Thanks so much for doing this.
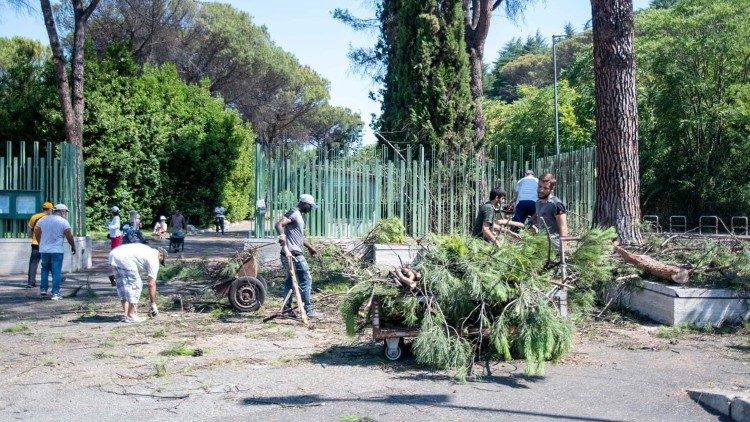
[27,201,54,288]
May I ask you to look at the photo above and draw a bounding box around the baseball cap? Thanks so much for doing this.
[111,206,119,213]
[42,201,54,210]
[159,215,166,220]
[156,247,168,264]
[299,194,318,209]
[54,203,69,212]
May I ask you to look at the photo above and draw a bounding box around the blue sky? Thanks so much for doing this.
[0,0,651,144]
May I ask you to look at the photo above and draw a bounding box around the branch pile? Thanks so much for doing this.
[341,228,616,380]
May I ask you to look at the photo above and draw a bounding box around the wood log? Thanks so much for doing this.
[613,245,689,284]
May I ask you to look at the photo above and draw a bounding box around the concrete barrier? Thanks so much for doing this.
[616,280,749,326]
[0,237,92,276]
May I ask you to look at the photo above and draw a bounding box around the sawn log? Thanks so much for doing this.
[613,245,689,284]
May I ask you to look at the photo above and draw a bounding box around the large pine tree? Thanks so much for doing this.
[378,0,474,156]
[591,0,641,244]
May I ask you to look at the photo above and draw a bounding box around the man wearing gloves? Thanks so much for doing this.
[108,243,167,323]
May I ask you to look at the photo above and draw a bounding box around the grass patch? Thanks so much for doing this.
[339,417,377,422]
[93,351,116,359]
[209,306,237,319]
[82,303,97,316]
[283,328,296,338]
[159,342,195,357]
[654,322,738,339]
[154,361,167,377]
[152,328,168,338]
[88,230,109,241]
[2,324,30,333]
[101,340,116,348]
[44,360,58,367]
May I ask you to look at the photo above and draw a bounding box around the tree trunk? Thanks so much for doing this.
[40,0,77,145]
[591,0,642,245]
[463,0,495,149]
[39,0,100,232]
[613,245,689,284]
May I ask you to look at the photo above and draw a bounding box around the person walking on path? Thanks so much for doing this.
[171,210,187,233]
[512,170,539,229]
[472,188,506,245]
[26,201,54,288]
[107,206,122,250]
[214,204,226,235]
[34,204,76,300]
[532,173,569,250]
[108,243,167,323]
[275,194,320,319]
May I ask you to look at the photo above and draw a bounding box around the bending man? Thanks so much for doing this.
[108,243,167,323]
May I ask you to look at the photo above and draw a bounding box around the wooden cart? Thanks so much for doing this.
[371,296,419,361]
[212,251,267,312]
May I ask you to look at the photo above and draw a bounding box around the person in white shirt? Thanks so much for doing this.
[108,243,167,323]
[34,203,76,300]
[107,206,122,249]
[511,170,539,229]
[214,204,226,235]
[153,215,168,239]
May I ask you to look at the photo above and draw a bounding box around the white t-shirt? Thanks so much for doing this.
[108,243,160,279]
[214,206,225,218]
[516,175,539,202]
[37,214,72,253]
[153,221,167,233]
[108,215,122,237]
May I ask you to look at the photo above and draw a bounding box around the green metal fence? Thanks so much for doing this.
[254,144,596,238]
[0,141,86,237]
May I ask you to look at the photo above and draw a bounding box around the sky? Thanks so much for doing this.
[0,0,651,144]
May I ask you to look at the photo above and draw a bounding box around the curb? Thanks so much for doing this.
[687,389,750,421]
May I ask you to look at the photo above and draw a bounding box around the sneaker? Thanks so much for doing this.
[40,291,48,298]
[149,303,159,318]
[125,315,144,323]
[50,294,62,301]
[305,310,323,320]
[25,284,35,288]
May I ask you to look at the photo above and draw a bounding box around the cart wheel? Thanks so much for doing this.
[383,338,402,361]
[229,276,266,312]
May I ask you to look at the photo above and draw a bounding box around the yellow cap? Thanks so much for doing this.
[42,201,54,210]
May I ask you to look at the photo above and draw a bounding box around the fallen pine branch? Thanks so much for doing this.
[613,245,689,284]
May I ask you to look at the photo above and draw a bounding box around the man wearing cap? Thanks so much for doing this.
[34,204,76,300]
[275,194,320,319]
[108,243,167,322]
[26,201,54,288]
[107,206,122,250]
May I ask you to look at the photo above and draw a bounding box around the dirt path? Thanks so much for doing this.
[0,232,748,421]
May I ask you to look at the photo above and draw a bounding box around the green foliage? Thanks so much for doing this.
[368,217,407,244]
[2,323,30,333]
[485,81,594,153]
[342,230,614,379]
[159,342,195,357]
[377,0,474,155]
[636,0,750,219]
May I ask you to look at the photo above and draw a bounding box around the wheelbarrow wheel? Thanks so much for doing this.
[229,276,266,312]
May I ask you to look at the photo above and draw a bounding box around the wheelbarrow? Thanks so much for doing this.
[212,250,267,312]
[169,230,185,253]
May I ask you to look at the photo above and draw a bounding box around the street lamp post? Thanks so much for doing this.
[552,34,565,157]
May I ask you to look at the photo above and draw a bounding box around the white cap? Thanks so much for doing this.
[54,203,69,212]
[299,194,317,209]
[159,215,166,220]
[111,206,119,213]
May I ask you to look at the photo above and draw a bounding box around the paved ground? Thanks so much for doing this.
[0,227,748,421]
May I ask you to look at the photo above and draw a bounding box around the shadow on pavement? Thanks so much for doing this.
[241,393,621,421]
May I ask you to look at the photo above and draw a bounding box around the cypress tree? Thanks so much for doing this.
[377,0,474,157]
